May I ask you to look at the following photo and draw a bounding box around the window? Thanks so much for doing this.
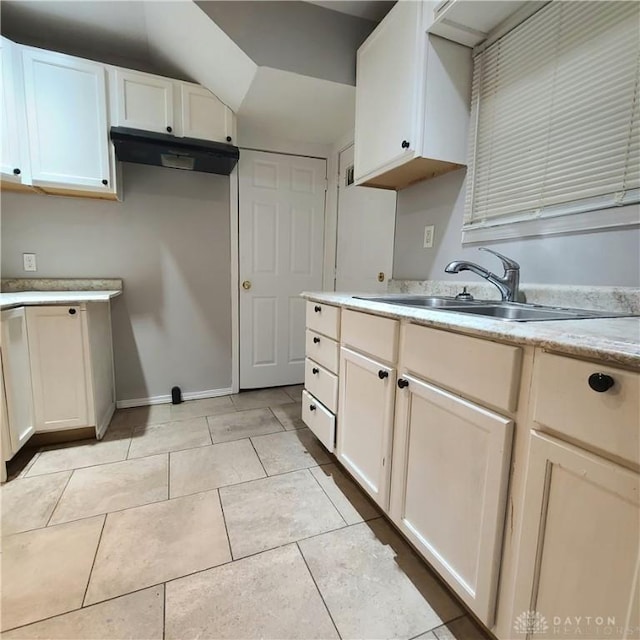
[463,1,640,243]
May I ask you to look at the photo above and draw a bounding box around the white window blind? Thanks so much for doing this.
[463,1,640,242]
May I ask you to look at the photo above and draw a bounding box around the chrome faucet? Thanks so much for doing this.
[444,248,521,302]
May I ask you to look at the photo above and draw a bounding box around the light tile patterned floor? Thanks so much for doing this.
[0,386,493,640]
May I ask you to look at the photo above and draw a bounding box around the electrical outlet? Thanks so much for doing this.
[423,225,435,249]
[23,253,37,272]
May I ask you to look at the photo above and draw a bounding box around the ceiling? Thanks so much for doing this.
[305,1,395,22]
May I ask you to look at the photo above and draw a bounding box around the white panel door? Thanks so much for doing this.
[239,151,326,388]
[389,374,514,626]
[114,68,174,134]
[0,37,25,181]
[180,83,233,142]
[22,48,111,190]
[335,144,397,292]
[26,306,90,431]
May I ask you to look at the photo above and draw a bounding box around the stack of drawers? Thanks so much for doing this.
[302,301,340,452]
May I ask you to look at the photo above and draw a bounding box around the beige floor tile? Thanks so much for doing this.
[230,388,294,410]
[26,436,131,477]
[3,586,164,639]
[108,404,171,431]
[413,633,438,639]
[165,544,339,640]
[1,516,104,631]
[310,464,379,525]
[219,469,345,559]
[298,519,463,640]
[282,384,304,402]
[271,402,305,430]
[251,428,330,475]
[207,408,283,444]
[85,490,230,605]
[169,396,235,420]
[49,455,168,525]
[170,440,266,498]
[1,471,71,536]
[433,616,491,640]
[128,417,211,459]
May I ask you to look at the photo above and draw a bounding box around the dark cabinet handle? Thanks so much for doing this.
[102,179,108,185]
[68,308,77,315]
[226,136,232,142]
[13,168,20,175]
[588,373,614,393]
[401,140,410,149]
[314,305,321,313]
[378,370,389,379]
[397,378,409,389]
[166,126,173,133]
[309,404,316,411]
[312,367,319,375]
[313,337,320,344]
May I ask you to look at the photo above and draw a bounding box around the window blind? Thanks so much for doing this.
[464,1,640,240]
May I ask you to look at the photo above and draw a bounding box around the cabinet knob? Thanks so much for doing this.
[313,337,320,344]
[401,140,410,149]
[588,373,614,393]
[314,305,321,313]
[312,367,319,375]
[102,179,108,185]
[13,168,20,175]
[378,370,389,380]
[309,404,316,411]
[68,308,77,315]
[166,126,173,133]
[397,378,409,389]
[226,136,232,142]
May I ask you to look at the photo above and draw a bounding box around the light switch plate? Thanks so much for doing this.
[423,225,435,248]
[23,253,37,271]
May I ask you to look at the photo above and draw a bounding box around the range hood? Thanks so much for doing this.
[110,127,239,175]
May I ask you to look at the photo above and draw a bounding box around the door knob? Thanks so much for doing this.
[378,272,385,282]
[242,280,252,290]
[397,378,409,389]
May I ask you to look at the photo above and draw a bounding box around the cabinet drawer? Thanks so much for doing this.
[305,330,339,374]
[302,390,335,452]
[341,309,399,363]
[533,352,640,466]
[401,324,522,413]
[305,358,338,413]
[306,302,340,340]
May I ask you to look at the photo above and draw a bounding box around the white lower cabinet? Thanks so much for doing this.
[511,432,639,640]
[337,346,395,510]
[390,373,514,625]
[302,389,335,452]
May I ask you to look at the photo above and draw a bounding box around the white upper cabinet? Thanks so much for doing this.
[113,68,175,134]
[180,82,234,143]
[354,1,473,190]
[22,47,113,191]
[0,37,30,183]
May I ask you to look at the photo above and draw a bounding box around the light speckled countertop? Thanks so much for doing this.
[0,290,122,310]
[302,292,640,369]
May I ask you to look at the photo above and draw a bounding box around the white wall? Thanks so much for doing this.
[393,169,640,287]
[1,163,233,403]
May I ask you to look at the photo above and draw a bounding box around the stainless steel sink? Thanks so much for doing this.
[354,295,637,322]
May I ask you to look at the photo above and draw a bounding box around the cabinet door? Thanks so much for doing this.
[22,48,111,190]
[337,346,395,509]
[354,0,422,181]
[114,68,175,134]
[390,374,513,626]
[26,306,90,431]
[1,308,35,453]
[0,38,25,181]
[180,83,233,142]
[511,432,639,640]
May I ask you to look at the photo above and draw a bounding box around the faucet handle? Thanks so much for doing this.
[478,247,520,272]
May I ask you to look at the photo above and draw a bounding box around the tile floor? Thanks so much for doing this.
[0,386,492,640]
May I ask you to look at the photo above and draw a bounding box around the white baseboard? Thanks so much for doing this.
[116,387,234,410]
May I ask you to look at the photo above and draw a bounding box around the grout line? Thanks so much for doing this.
[81,513,107,607]
[216,488,234,561]
[296,541,343,640]
[167,452,171,500]
[307,467,348,527]
[162,583,167,640]
[45,469,74,527]
[411,614,469,640]
[248,437,268,477]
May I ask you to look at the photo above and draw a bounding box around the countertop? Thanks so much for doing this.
[0,290,122,310]
[302,292,640,369]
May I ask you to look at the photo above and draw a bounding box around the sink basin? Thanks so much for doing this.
[353,295,637,322]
